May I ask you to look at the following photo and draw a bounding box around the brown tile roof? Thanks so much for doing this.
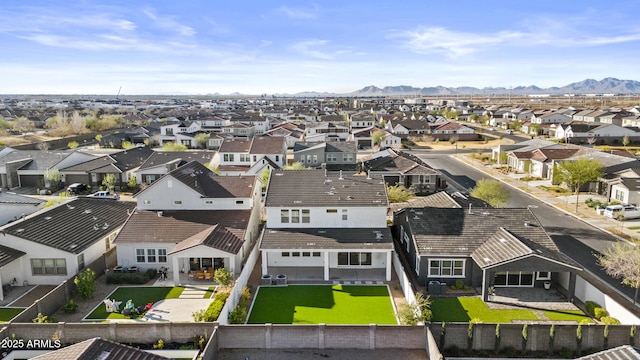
[115,210,250,254]
[30,337,169,360]
[261,228,393,250]
[169,224,244,255]
[249,136,285,154]
[265,170,388,208]
[3,198,135,254]
[219,138,251,152]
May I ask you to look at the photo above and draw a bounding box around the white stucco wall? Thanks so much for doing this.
[0,203,44,225]
[264,206,387,228]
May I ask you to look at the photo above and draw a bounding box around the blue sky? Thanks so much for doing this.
[1,1,639,95]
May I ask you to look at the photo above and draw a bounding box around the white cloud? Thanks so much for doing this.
[290,39,334,59]
[276,5,320,19]
[142,8,196,37]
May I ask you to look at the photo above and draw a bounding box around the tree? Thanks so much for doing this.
[194,133,210,149]
[204,162,221,175]
[397,293,432,325]
[530,124,541,135]
[470,179,510,208]
[623,135,630,148]
[372,130,385,146]
[95,134,103,142]
[214,268,234,287]
[162,142,188,151]
[595,242,640,304]
[102,173,117,192]
[284,162,311,170]
[44,168,62,188]
[259,168,271,191]
[121,141,136,150]
[11,116,35,133]
[386,184,414,203]
[74,268,97,299]
[67,141,79,149]
[555,159,604,213]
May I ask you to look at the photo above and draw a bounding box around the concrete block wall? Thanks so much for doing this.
[11,281,70,323]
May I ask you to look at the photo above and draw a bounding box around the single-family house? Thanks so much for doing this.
[350,127,401,150]
[260,170,393,282]
[363,149,444,194]
[293,141,357,171]
[135,150,215,185]
[214,137,286,176]
[0,191,45,225]
[393,207,582,301]
[304,122,350,142]
[0,198,135,286]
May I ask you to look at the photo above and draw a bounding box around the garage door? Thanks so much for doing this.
[64,174,91,186]
[19,175,41,187]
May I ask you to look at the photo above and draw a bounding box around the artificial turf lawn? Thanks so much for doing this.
[203,286,216,299]
[86,286,184,320]
[431,297,591,323]
[0,308,25,322]
[247,285,397,325]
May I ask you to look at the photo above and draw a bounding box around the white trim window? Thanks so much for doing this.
[536,271,551,280]
[337,252,372,266]
[428,259,465,278]
[136,249,145,263]
[31,259,67,276]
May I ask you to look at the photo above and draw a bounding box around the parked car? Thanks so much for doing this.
[86,190,119,200]
[603,205,640,220]
[66,183,88,194]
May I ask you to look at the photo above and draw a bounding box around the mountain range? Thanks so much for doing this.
[287,78,640,97]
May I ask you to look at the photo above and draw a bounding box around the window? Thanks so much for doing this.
[292,252,300,257]
[291,209,300,223]
[615,189,624,202]
[302,209,310,223]
[313,155,318,163]
[282,252,290,257]
[158,249,167,263]
[223,154,234,162]
[281,209,289,223]
[326,209,337,213]
[147,249,156,263]
[240,153,250,162]
[342,153,354,162]
[174,200,182,205]
[31,258,66,276]
[136,249,145,262]
[276,155,280,162]
[536,271,551,280]
[143,199,152,205]
[306,155,311,163]
[78,254,85,271]
[303,252,311,257]
[312,252,321,257]
[428,259,465,278]
[337,252,372,266]
[342,209,348,221]
[326,153,337,162]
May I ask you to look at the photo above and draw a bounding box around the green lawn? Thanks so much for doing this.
[432,297,592,323]
[203,286,216,299]
[248,285,397,325]
[85,286,184,320]
[0,307,25,323]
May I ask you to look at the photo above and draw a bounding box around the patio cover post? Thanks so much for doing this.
[481,269,492,302]
[385,251,392,281]
[323,251,330,281]
[172,256,180,286]
[261,251,268,275]
[568,271,577,302]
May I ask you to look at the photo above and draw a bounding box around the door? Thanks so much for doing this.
[494,271,534,287]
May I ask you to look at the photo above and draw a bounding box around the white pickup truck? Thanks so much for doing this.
[86,191,120,200]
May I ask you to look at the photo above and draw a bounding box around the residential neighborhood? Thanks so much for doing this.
[2,95,640,359]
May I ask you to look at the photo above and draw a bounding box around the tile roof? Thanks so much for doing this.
[364,150,439,176]
[0,150,71,170]
[403,207,562,257]
[0,191,45,205]
[265,170,388,208]
[260,227,393,250]
[114,210,250,254]
[168,224,244,255]
[30,337,169,360]
[0,243,26,268]
[138,151,215,170]
[3,198,135,254]
[249,136,285,154]
[577,345,640,360]
[61,147,153,173]
[219,138,251,152]
[163,161,255,198]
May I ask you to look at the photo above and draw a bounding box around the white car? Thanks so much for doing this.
[603,205,640,220]
[87,191,119,200]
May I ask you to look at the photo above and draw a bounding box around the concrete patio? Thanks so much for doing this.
[487,286,579,311]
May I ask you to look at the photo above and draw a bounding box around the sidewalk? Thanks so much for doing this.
[452,154,639,243]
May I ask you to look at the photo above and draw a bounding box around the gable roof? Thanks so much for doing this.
[114,210,250,254]
[138,151,215,170]
[219,138,252,153]
[3,198,135,254]
[0,191,45,205]
[0,243,26,268]
[265,170,388,208]
[577,345,640,360]
[158,161,255,198]
[30,337,169,360]
[168,224,244,255]
[364,149,440,176]
[61,147,153,173]
[0,150,72,170]
[249,136,285,154]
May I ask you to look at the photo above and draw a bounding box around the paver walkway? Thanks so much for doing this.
[178,285,211,299]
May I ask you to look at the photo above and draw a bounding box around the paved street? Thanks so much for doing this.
[409,150,640,312]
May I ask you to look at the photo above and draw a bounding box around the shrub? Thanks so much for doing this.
[594,307,608,320]
[228,307,247,324]
[106,272,150,285]
[192,291,230,322]
[74,268,96,299]
[455,280,465,290]
[145,269,158,279]
[62,299,78,313]
[585,301,601,317]
[600,316,621,325]
[502,346,517,357]
[214,268,234,287]
[559,347,573,359]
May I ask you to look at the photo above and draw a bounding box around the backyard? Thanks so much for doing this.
[430,297,592,323]
[247,285,397,325]
[85,286,184,320]
[0,307,25,323]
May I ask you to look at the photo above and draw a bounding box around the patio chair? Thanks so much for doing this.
[204,272,213,280]
[196,271,205,280]
[188,271,195,280]
[112,300,122,312]
[103,299,114,313]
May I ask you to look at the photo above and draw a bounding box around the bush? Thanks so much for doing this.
[585,301,601,317]
[559,347,574,359]
[106,272,151,285]
[594,307,608,320]
[62,299,78,313]
[600,316,621,325]
[145,269,158,279]
[192,291,230,322]
[228,307,247,324]
[74,268,96,299]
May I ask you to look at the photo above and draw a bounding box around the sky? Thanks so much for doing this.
[1,0,640,95]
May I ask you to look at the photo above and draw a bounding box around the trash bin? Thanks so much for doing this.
[440,282,447,294]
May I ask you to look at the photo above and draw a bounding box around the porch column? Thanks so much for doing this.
[229,257,236,274]
[171,256,180,286]
[568,271,577,302]
[385,251,392,281]
[262,251,268,275]
[323,251,330,281]
[481,269,492,302]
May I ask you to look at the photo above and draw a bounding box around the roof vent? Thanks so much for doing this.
[94,224,100,231]
[157,211,163,217]
[83,209,92,214]
[45,216,52,220]
[524,221,531,227]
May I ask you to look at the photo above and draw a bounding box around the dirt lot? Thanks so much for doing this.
[411,138,511,150]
